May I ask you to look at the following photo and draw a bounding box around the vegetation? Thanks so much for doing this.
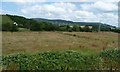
[1,14,119,71]
[0,12,119,71]
[1,31,119,70]
[0,15,18,31]
[2,32,118,54]
[1,14,120,33]
[1,49,120,70]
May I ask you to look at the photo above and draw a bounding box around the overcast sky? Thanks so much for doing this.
[1,0,119,27]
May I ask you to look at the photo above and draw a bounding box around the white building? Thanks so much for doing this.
[13,22,18,26]
[70,25,73,28]
[88,26,93,29]
[80,26,85,28]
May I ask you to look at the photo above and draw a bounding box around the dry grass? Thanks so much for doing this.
[2,31,118,55]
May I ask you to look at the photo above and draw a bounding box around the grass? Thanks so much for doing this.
[18,28,30,32]
[2,31,118,55]
[1,49,120,70]
[0,15,13,25]
[1,31,119,70]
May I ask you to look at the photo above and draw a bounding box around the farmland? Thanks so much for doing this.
[2,31,118,55]
[1,31,119,70]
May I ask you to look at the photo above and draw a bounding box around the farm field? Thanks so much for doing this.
[1,31,120,70]
[2,31,118,55]
[1,1,120,70]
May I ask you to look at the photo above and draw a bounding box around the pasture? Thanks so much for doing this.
[2,31,118,55]
[1,31,120,70]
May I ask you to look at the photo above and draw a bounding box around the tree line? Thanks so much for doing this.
[1,14,120,33]
[2,21,120,33]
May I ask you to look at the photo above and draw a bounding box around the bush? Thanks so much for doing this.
[2,22,18,32]
[1,49,120,70]
[30,23,42,31]
[99,49,120,70]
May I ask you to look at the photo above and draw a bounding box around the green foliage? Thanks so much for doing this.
[2,22,12,31]
[6,14,28,27]
[1,15,18,31]
[1,14,119,33]
[42,22,56,31]
[2,22,18,32]
[59,25,73,32]
[72,25,80,31]
[100,49,120,60]
[30,23,42,31]
[66,25,70,31]
[111,28,120,33]
[1,49,120,70]
[99,49,120,70]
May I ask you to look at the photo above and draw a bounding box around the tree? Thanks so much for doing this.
[11,23,18,32]
[72,25,80,31]
[59,26,67,31]
[41,22,56,31]
[2,22,12,31]
[66,25,70,31]
[30,23,42,31]
[2,22,18,32]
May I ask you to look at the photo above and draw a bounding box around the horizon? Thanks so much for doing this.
[0,13,108,23]
[1,13,117,27]
[0,0,118,27]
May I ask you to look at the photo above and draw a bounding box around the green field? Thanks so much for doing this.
[1,31,120,70]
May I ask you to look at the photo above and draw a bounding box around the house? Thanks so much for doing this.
[88,26,93,29]
[13,22,18,26]
[70,25,73,28]
[80,26,85,28]
[110,27,116,30]
[80,25,93,29]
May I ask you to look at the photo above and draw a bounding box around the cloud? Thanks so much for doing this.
[14,0,47,5]
[0,7,3,14]
[98,13,118,26]
[21,3,76,19]
[81,1,118,13]
[20,2,118,26]
[87,0,119,2]
[1,1,117,26]
[2,0,119,2]
[2,0,46,3]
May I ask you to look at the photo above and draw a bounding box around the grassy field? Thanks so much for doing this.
[2,31,118,55]
[1,31,119,70]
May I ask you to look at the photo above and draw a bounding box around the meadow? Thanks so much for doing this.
[2,31,118,55]
[1,31,120,70]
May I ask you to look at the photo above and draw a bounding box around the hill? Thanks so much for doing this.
[0,14,14,30]
[0,14,14,24]
[0,14,39,31]
[1,14,119,32]
[1,14,116,29]
[32,18,116,29]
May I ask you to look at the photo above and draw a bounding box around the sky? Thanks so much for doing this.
[0,0,119,27]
